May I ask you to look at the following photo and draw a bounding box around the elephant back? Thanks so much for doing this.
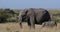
[34,8,51,24]
[27,8,35,17]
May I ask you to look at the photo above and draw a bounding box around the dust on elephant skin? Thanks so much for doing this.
[18,8,51,29]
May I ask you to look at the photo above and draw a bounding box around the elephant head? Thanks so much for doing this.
[18,9,29,28]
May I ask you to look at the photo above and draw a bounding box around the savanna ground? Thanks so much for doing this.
[0,22,60,32]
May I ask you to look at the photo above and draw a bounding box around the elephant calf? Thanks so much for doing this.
[42,21,57,27]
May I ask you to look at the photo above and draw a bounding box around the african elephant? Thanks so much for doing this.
[42,21,57,27]
[18,8,51,29]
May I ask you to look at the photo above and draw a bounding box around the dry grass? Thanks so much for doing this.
[0,23,60,32]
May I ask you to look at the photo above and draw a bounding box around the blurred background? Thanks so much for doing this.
[0,0,60,23]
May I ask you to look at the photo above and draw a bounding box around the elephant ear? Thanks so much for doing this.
[23,9,28,15]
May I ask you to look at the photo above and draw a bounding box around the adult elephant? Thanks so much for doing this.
[18,8,51,29]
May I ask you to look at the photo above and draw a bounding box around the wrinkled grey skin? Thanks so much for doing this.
[18,8,51,29]
[42,21,57,27]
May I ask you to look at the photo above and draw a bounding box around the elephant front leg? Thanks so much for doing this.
[30,16,35,29]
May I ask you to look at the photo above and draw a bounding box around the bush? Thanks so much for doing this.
[0,9,18,23]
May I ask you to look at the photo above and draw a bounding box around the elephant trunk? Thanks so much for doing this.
[18,16,23,28]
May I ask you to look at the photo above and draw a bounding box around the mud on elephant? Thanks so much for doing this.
[18,8,51,29]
